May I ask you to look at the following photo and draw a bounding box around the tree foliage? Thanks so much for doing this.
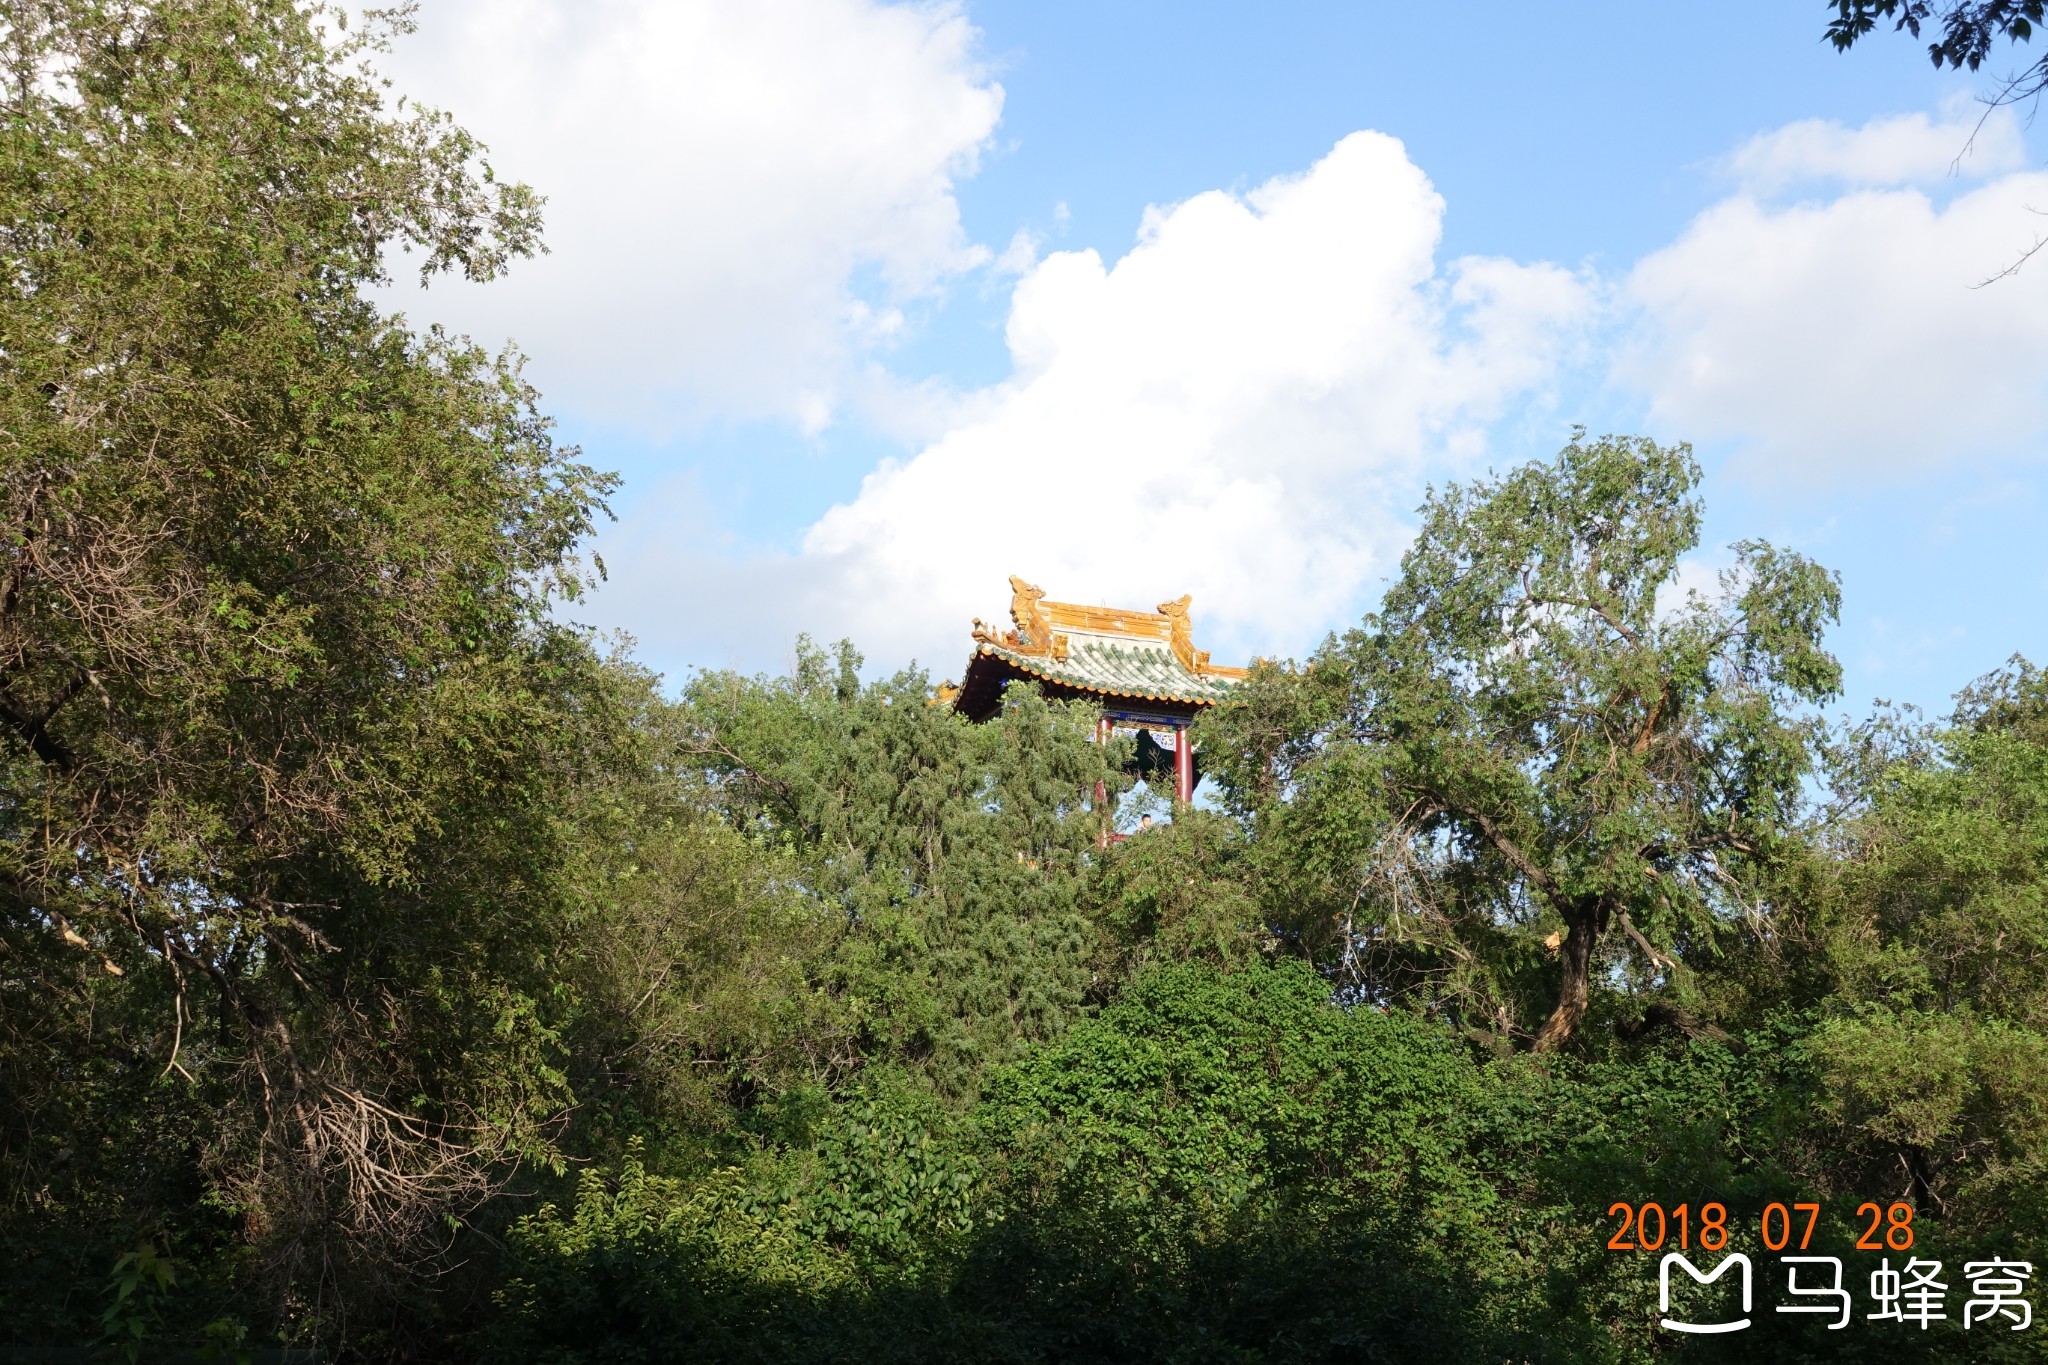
[1808,657,2048,1234]
[1206,433,1842,1050]
[1828,1,2048,100]
[675,640,1131,1095]
[0,0,614,1340]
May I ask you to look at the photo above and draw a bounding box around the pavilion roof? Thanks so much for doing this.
[968,634,1240,706]
[946,577,1248,718]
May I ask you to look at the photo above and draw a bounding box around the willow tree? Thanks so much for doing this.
[0,0,617,1329]
[1210,434,1842,1049]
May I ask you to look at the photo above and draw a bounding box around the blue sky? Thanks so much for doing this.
[385,0,2047,720]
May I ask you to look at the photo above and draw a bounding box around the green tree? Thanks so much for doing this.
[678,641,1129,1096]
[545,657,847,1155]
[0,0,618,1337]
[1809,657,2048,1237]
[1827,1,2048,101]
[1208,434,1843,1049]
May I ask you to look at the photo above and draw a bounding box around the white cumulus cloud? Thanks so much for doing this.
[597,132,1591,672]
[1719,105,2025,194]
[380,0,1002,432]
[1625,156,2048,478]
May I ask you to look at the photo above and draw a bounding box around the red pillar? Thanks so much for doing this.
[1093,718,1110,808]
[1174,725,1194,807]
[1094,717,1110,848]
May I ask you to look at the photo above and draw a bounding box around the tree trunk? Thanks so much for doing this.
[1532,900,1609,1052]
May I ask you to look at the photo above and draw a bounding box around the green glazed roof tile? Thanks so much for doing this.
[976,636,1239,705]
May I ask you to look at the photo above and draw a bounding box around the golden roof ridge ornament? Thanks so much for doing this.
[1156,593,1211,675]
[1009,575,1049,647]
[972,575,1069,660]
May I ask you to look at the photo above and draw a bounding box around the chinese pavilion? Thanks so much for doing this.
[941,576,1248,804]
